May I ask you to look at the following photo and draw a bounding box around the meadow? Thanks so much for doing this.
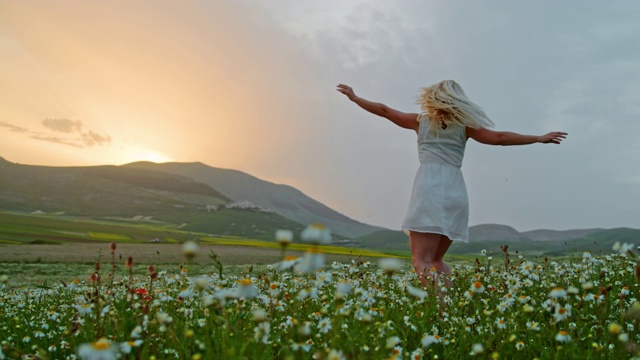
[0,225,639,360]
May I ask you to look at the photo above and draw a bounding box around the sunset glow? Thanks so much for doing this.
[1,1,639,231]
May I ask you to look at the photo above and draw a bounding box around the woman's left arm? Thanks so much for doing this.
[466,127,567,146]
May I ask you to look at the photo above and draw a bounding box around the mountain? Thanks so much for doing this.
[124,161,384,238]
[0,157,306,239]
[520,228,604,241]
[357,225,640,256]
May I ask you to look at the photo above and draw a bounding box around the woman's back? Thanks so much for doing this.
[417,117,467,168]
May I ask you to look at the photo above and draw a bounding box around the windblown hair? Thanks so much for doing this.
[417,80,494,130]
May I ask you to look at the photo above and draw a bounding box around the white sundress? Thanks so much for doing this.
[401,117,470,242]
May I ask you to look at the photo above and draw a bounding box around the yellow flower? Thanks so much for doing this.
[608,323,622,335]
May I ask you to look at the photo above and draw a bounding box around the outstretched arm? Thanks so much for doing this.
[466,127,567,146]
[337,84,419,132]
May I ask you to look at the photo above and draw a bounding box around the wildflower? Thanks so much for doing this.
[253,322,270,344]
[131,326,143,339]
[109,242,117,253]
[291,340,312,352]
[300,223,332,244]
[620,287,629,296]
[471,281,485,293]
[76,303,94,315]
[77,338,117,360]
[316,270,333,284]
[495,317,507,329]
[89,272,99,282]
[526,321,540,331]
[125,256,134,269]
[389,346,402,359]
[298,321,312,336]
[553,304,571,322]
[421,334,441,348]
[406,285,428,299]
[549,287,567,299]
[378,258,403,275]
[464,290,474,300]
[625,302,640,320]
[155,312,173,325]
[618,333,629,343]
[515,341,525,350]
[470,343,484,355]
[120,340,143,354]
[326,349,346,360]
[410,348,424,360]
[582,281,594,290]
[275,229,293,246]
[178,288,195,299]
[274,255,300,272]
[317,317,332,333]
[252,308,267,322]
[613,242,634,255]
[295,249,325,274]
[335,281,352,300]
[194,277,208,291]
[386,336,401,349]
[237,278,258,299]
[567,286,579,295]
[555,330,571,343]
[182,241,199,259]
[608,323,622,335]
[268,282,281,297]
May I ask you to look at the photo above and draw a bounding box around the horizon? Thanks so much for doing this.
[1,1,639,232]
[1,155,635,233]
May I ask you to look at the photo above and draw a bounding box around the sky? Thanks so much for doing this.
[1,1,639,232]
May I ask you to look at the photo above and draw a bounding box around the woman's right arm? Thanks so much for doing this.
[337,84,419,132]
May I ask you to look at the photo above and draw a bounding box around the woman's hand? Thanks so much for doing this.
[537,132,568,144]
[337,84,357,101]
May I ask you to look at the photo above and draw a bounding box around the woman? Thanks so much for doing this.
[337,80,567,292]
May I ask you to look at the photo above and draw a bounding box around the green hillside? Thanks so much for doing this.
[357,229,409,251]
[124,161,384,238]
[0,159,305,240]
[359,228,640,256]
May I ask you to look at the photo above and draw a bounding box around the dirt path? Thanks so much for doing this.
[0,243,368,265]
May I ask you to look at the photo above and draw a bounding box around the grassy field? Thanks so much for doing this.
[0,211,412,288]
[0,242,402,287]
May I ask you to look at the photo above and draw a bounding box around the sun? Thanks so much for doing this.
[139,151,172,163]
[117,145,173,164]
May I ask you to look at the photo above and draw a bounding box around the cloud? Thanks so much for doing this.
[0,118,111,148]
[81,131,111,147]
[0,121,29,133]
[30,135,83,148]
[42,118,83,133]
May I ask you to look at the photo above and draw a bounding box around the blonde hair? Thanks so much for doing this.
[417,80,494,130]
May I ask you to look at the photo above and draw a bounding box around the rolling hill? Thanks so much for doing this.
[1,157,637,254]
[0,157,306,239]
[124,161,384,238]
[357,225,640,256]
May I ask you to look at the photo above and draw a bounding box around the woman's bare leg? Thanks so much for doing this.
[409,231,442,287]
[433,235,453,290]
